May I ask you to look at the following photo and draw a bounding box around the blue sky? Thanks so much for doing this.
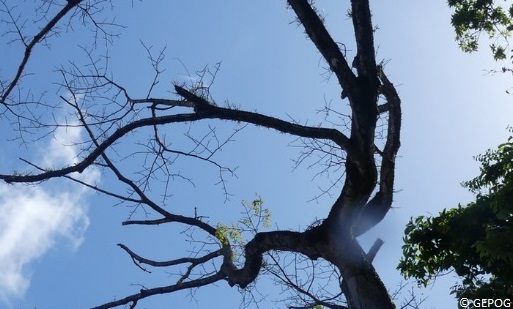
[1,1,513,308]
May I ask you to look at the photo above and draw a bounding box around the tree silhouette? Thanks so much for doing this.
[0,1,401,308]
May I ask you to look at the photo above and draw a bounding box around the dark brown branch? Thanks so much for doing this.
[130,98,194,108]
[341,238,384,308]
[1,0,83,105]
[175,85,351,148]
[66,93,176,220]
[222,230,320,289]
[89,271,225,309]
[17,158,139,203]
[1,91,350,184]
[352,68,402,236]
[285,0,382,236]
[366,238,384,262]
[0,114,195,183]
[379,69,402,161]
[1,1,402,308]
[377,103,390,113]
[123,214,217,237]
[287,0,357,98]
[353,69,401,235]
[350,0,378,80]
[118,244,222,268]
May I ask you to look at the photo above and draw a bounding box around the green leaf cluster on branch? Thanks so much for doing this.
[399,130,513,301]
[449,0,513,61]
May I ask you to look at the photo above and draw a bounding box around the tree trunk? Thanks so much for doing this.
[326,225,396,309]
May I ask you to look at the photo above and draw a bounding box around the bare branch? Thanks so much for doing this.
[0,1,403,308]
[1,90,351,184]
[1,0,83,105]
[89,271,226,309]
[287,0,357,98]
[118,244,223,268]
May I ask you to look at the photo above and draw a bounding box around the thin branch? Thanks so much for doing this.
[89,271,226,309]
[1,0,83,105]
[118,244,222,268]
[1,91,350,184]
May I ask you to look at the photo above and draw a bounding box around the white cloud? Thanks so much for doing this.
[0,110,100,301]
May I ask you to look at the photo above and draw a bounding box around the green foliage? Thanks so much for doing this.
[449,0,513,60]
[215,196,271,262]
[398,130,513,302]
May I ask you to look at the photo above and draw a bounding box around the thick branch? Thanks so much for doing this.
[341,238,384,308]
[376,68,401,204]
[222,230,321,289]
[287,0,357,98]
[175,86,351,149]
[350,0,378,80]
[352,68,402,236]
[1,92,350,184]
[118,244,222,268]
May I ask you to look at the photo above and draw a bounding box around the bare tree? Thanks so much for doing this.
[0,1,401,309]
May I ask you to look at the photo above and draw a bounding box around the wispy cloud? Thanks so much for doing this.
[0,104,100,302]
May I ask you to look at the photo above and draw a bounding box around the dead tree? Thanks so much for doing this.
[0,1,401,308]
